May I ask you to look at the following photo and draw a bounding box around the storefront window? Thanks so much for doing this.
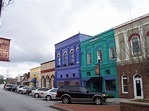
[105,80,116,92]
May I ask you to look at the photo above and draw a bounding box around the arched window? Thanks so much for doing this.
[97,50,102,62]
[57,54,61,67]
[70,49,74,64]
[63,52,67,66]
[131,36,140,54]
[121,75,128,93]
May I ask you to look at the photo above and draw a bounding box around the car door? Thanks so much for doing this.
[48,88,57,99]
[68,86,80,101]
[78,87,93,102]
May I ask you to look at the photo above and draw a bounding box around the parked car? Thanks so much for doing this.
[11,85,17,92]
[5,84,13,91]
[3,84,7,89]
[18,86,28,94]
[16,85,25,93]
[26,87,37,95]
[40,88,58,101]
[56,85,107,105]
[31,87,49,98]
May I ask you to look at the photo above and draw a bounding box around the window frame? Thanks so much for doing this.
[121,75,128,94]
[109,47,116,60]
[87,53,92,64]
[57,54,61,66]
[70,49,74,64]
[130,36,140,54]
[97,50,102,62]
[63,51,68,66]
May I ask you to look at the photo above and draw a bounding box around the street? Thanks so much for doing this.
[0,84,58,111]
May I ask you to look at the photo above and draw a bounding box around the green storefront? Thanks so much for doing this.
[80,29,118,97]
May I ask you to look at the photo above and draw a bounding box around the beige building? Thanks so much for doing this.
[40,60,55,88]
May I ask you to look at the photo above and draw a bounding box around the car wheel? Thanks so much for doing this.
[62,96,71,104]
[46,95,52,101]
[34,93,39,98]
[94,97,102,105]
[19,90,23,94]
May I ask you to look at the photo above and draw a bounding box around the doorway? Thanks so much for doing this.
[133,74,143,99]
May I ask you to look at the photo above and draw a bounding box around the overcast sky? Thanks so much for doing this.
[0,0,149,78]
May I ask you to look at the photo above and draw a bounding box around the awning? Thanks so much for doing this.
[87,77,102,83]
[30,78,36,83]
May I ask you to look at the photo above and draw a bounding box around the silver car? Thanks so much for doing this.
[31,87,49,98]
[40,88,58,101]
[18,86,28,94]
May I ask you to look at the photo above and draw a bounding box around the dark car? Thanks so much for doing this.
[5,84,13,91]
[56,85,106,105]
[11,85,17,91]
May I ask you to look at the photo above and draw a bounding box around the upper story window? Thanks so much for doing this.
[119,36,126,60]
[131,36,140,54]
[63,52,67,66]
[70,49,74,64]
[57,54,61,66]
[121,75,128,93]
[97,50,102,62]
[87,53,92,64]
[109,47,116,60]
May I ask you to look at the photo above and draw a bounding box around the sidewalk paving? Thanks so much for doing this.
[50,98,128,111]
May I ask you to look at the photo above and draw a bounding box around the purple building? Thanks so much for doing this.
[55,33,90,87]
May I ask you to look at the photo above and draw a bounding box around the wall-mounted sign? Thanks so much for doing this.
[95,64,100,75]
[90,37,98,42]
[0,37,11,61]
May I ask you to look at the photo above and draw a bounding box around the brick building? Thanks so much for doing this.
[114,14,149,99]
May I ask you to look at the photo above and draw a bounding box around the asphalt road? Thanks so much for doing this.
[0,84,58,111]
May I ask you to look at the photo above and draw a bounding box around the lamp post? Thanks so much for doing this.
[97,59,103,93]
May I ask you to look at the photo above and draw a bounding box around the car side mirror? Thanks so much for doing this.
[86,91,89,93]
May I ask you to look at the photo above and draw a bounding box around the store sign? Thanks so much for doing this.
[0,37,11,61]
[95,64,100,75]
[90,37,98,42]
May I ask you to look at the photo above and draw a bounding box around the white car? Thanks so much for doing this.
[40,88,58,101]
[31,87,49,98]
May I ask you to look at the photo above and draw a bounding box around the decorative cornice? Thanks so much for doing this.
[41,68,55,73]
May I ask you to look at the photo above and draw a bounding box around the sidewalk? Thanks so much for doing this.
[50,98,128,111]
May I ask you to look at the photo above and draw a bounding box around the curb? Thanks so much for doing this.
[50,104,74,111]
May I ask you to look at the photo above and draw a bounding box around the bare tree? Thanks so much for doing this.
[115,14,149,76]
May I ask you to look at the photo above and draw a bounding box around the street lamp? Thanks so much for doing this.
[95,59,102,92]
[98,59,102,93]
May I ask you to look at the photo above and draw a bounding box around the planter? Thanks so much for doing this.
[120,99,149,111]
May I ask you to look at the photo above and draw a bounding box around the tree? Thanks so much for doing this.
[115,14,149,76]
[0,74,4,84]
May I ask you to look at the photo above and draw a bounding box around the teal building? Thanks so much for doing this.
[80,29,118,97]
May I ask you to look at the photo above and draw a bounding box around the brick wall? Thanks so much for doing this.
[117,63,149,99]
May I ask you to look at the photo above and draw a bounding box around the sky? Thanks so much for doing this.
[0,0,149,78]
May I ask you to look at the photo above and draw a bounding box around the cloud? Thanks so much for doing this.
[0,0,149,78]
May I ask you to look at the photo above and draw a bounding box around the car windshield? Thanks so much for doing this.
[49,88,58,92]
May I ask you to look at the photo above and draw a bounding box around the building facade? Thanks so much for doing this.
[81,29,118,97]
[40,60,55,88]
[55,33,90,87]
[114,14,149,99]
[30,66,40,87]
[22,72,30,86]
